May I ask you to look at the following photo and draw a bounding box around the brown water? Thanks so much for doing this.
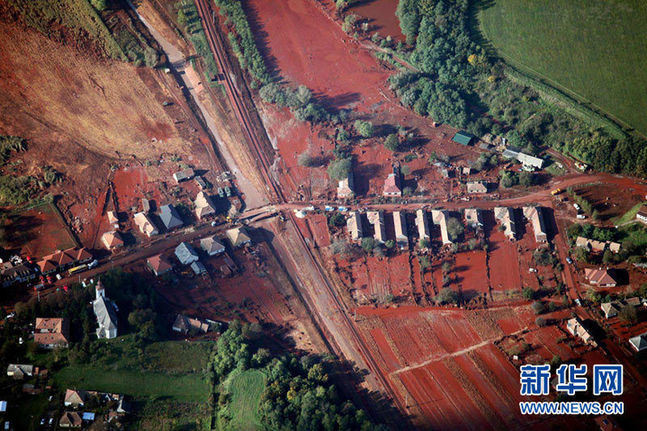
[352,0,405,42]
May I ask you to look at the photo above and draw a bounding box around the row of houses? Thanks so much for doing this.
[148,227,251,277]
[103,191,221,251]
[346,205,548,247]
[575,236,622,254]
[1,260,36,287]
[347,209,462,248]
[495,206,548,243]
[37,248,93,276]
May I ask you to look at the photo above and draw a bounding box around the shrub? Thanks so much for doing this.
[531,301,546,315]
[384,134,399,151]
[446,217,464,242]
[535,317,547,327]
[522,286,535,300]
[327,158,352,181]
[297,152,317,167]
[436,287,459,305]
[354,120,374,138]
[361,237,376,252]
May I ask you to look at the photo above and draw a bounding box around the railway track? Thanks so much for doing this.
[193,0,407,421]
[194,0,284,204]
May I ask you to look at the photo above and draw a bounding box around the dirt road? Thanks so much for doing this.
[128,0,267,209]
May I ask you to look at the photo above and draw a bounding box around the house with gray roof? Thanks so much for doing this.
[93,281,118,339]
[160,204,183,230]
[200,236,226,256]
[175,242,199,265]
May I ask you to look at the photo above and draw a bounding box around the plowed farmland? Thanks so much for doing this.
[355,305,547,428]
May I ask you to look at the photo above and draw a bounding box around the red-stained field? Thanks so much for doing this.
[487,229,522,292]
[7,203,77,258]
[455,250,489,295]
[356,305,542,429]
[247,0,481,200]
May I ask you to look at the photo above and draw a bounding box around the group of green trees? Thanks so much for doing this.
[214,0,270,85]
[259,83,330,123]
[392,0,647,176]
[211,321,387,431]
[498,169,535,188]
[177,0,220,81]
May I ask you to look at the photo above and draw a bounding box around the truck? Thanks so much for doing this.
[551,188,562,195]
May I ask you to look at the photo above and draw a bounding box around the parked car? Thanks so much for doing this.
[566,257,573,264]
[88,259,99,269]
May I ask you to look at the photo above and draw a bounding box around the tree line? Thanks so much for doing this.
[392,0,647,177]
[210,321,388,430]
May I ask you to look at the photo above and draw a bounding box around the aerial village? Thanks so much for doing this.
[1,0,647,429]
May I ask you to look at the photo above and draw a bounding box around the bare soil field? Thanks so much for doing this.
[153,242,327,353]
[0,21,190,160]
[246,0,481,200]
[3,202,77,258]
[354,305,543,429]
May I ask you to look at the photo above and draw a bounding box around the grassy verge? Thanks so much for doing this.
[224,369,265,431]
[178,0,220,83]
[613,202,645,225]
[54,365,208,402]
[479,0,647,137]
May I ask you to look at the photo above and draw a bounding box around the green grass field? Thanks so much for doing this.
[226,369,266,431]
[54,366,209,402]
[479,0,647,136]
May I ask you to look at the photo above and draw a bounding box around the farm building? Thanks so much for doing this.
[226,227,252,247]
[383,173,402,197]
[629,332,647,352]
[366,211,386,244]
[452,131,474,146]
[584,268,617,287]
[494,207,517,240]
[502,149,544,169]
[194,192,217,220]
[134,212,158,237]
[101,231,124,250]
[160,204,184,230]
[34,317,69,349]
[191,261,207,275]
[347,212,364,241]
[566,317,595,345]
[1,262,35,287]
[635,205,647,224]
[466,181,487,194]
[464,208,483,228]
[393,211,408,249]
[6,364,33,380]
[59,411,82,428]
[93,281,118,339]
[431,210,452,245]
[415,209,431,241]
[147,255,172,276]
[173,167,195,183]
[107,211,119,228]
[523,206,548,243]
[600,297,641,319]
[200,236,226,256]
[175,242,199,265]
[172,314,220,335]
[337,172,355,199]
